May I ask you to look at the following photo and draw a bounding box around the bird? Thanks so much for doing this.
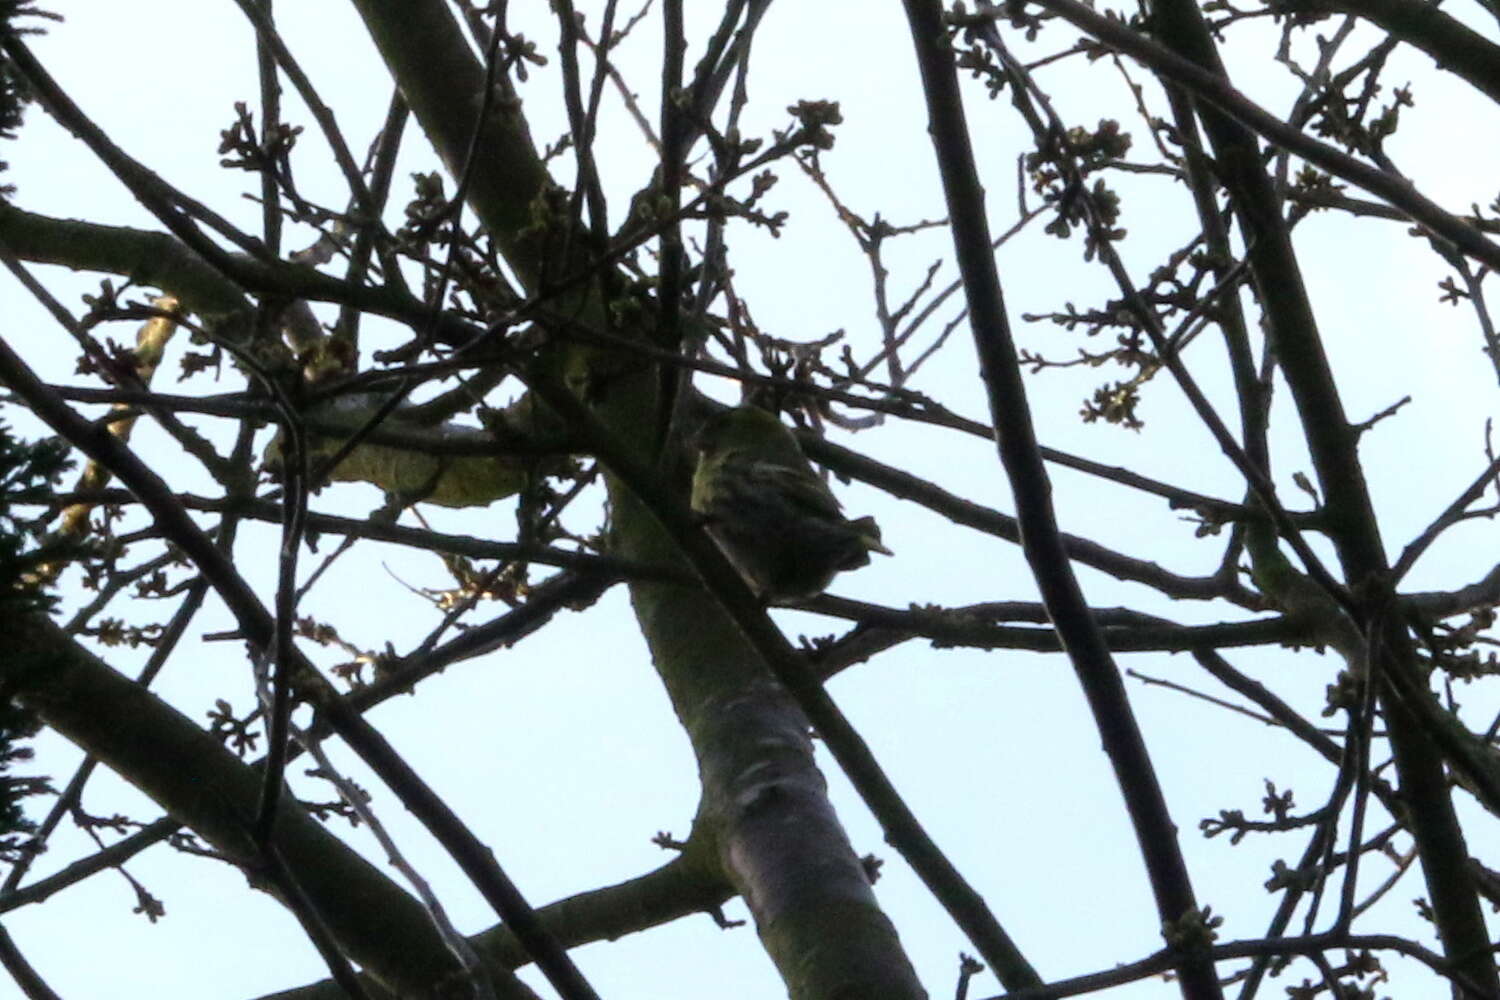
[689,405,891,601]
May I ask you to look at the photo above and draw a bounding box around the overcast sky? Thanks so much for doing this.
[3,2,1498,998]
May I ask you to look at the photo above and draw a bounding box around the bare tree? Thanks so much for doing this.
[1,1,1498,998]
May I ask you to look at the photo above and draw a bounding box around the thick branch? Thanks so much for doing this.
[1004,0,1500,270]
[1288,0,1500,104]
[0,336,599,1000]
[806,435,1263,606]
[0,202,248,317]
[901,3,1222,997]
[1131,0,1500,988]
[346,0,555,289]
[259,853,734,1000]
[1,614,488,999]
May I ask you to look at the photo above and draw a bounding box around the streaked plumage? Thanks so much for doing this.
[690,406,891,601]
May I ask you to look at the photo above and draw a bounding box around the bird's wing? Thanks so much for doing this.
[742,457,844,519]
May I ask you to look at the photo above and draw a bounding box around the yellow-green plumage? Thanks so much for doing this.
[690,406,891,601]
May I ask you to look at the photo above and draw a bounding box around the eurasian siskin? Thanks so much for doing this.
[690,405,891,601]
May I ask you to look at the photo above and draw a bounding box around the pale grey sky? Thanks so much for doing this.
[3,3,1497,998]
